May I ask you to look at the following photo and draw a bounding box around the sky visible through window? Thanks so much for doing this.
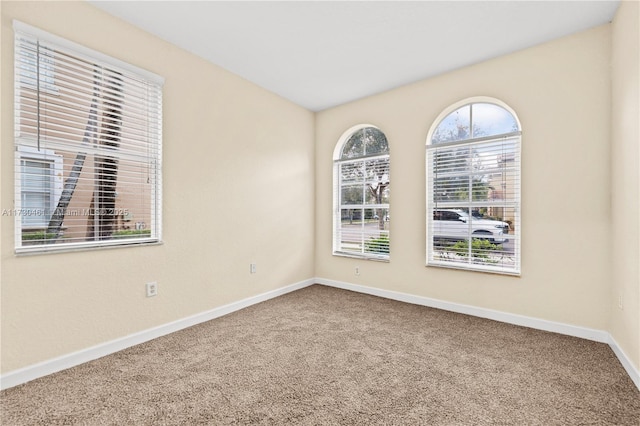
[432,103,518,144]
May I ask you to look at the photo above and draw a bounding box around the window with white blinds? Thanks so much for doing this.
[13,21,163,253]
[333,126,390,260]
[426,100,521,275]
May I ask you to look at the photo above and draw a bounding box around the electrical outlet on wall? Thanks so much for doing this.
[618,294,624,310]
[355,266,360,276]
[146,282,158,297]
[250,263,257,274]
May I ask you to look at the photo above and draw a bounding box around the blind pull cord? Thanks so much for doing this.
[36,40,41,152]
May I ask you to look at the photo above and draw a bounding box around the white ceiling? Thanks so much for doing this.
[88,1,620,111]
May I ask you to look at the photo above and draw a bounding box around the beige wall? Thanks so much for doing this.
[611,0,640,371]
[0,1,315,372]
[316,26,612,329]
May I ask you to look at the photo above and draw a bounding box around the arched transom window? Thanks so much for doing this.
[333,125,390,260]
[426,99,521,275]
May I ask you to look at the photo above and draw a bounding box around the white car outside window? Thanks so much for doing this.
[432,209,509,243]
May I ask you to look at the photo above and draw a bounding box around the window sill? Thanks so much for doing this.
[427,261,520,276]
[15,239,163,256]
[333,251,390,262]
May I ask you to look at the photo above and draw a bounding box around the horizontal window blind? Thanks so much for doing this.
[427,101,520,275]
[13,22,163,253]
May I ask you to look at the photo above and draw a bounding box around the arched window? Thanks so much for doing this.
[426,99,521,274]
[333,125,390,260]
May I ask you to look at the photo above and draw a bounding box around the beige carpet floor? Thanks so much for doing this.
[1,284,639,425]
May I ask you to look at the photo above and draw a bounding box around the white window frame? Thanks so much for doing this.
[333,124,390,261]
[426,97,521,275]
[15,147,63,239]
[14,21,163,254]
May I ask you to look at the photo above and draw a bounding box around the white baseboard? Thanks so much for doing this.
[317,278,610,341]
[0,278,315,390]
[3,277,638,393]
[608,335,640,391]
[316,277,640,391]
